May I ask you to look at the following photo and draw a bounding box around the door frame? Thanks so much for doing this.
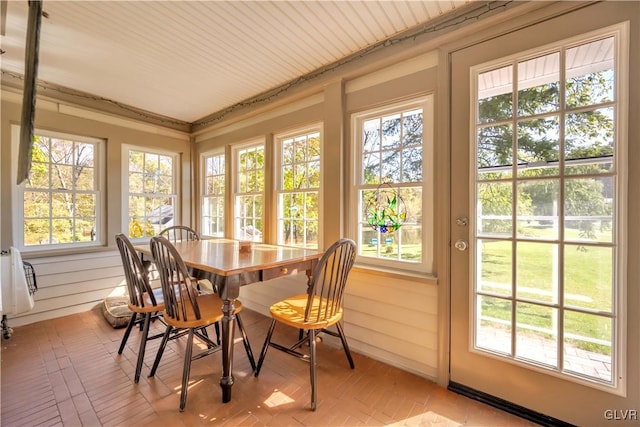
[437,2,639,425]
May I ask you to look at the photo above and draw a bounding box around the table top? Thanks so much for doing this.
[134,238,322,277]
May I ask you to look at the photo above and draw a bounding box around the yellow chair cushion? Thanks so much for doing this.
[164,294,222,329]
[129,287,165,313]
[164,294,243,329]
[269,294,342,330]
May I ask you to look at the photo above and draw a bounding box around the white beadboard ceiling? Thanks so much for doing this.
[1,1,471,124]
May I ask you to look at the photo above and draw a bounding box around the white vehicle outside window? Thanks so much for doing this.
[122,145,178,239]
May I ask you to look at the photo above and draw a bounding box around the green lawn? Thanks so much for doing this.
[478,225,613,355]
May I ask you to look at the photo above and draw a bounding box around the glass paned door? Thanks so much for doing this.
[473,37,617,385]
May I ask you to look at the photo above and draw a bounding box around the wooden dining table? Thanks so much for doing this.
[134,238,322,403]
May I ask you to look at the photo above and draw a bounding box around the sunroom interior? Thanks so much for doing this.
[1,1,639,426]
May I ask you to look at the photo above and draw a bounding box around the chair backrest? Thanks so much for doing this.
[305,238,357,323]
[150,236,202,321]
[116,233,159,308]
[159,225,200,243]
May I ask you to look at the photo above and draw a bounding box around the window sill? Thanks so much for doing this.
[18,245,114,260]
[351,264,438,285]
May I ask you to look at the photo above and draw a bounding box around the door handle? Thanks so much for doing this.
[454,240,468,251]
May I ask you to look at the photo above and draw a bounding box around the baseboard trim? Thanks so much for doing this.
[447,381,576,427]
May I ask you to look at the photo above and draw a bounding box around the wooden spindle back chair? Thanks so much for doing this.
[255,238,357,410]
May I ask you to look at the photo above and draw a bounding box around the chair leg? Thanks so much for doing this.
[200,325,211,346]
[335,321,355,369]
[309,329,317,411]
[149,325,172,377]
[235,313,256,371]
[134,313,151,383]
[254,319,276,376]
[118,312,138,354]
[214,322,221,345]
[180,328,195,412]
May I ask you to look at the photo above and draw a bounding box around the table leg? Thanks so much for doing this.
[220,297,236,403]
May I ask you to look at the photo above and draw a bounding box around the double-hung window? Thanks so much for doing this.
[123,146,178,239]
[233,142,264,242]
[202,152,225,238]
[275,127,321,249]
[14,127,104,249]
[352,96,434,272]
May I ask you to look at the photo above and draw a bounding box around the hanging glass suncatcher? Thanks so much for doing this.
[365,183,407,234]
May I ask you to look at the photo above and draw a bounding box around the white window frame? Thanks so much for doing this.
[201,150,226,238]
[232,140,265,242]
[274,125,322,249]
[121,145,179,241]
[469,23,628,394]
[350,95,434,274]
[11,125,105,251]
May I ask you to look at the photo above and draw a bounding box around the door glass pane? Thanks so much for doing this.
[517,52,560,116]
[564,311,612,382]
[477,239,512,297]
[477,182,512,237]
[516,242,558,304]
[516,302,558,368]
[476,295,512,355]
[564,177,614,243]
[566,37,614,108]
[477,124,513,180]
[517,179,560,240]
[477,65,513,123]
[565,107,614,175]
[517,116,560,177]
[564,244,612,312]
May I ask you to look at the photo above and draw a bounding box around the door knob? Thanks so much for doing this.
[454,240,468,251]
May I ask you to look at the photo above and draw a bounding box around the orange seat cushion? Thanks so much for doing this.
[269,294,342,330]
[129,287,165,313]
[164,294,243,329]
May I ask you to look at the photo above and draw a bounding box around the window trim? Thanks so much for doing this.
[349,95,434,274]
[274,124,323,249]
[121,144,180,242]
[11,125,106,252]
